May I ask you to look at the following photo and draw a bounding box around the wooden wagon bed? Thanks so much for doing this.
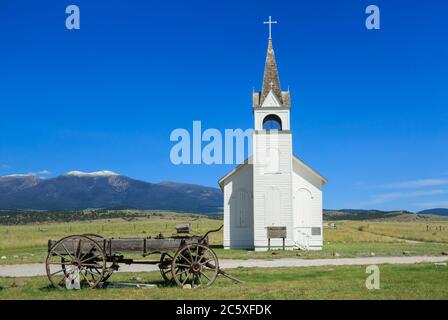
[45,226,239,289]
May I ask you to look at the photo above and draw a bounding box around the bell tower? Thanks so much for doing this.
[252,38,291,131]
[252,17,294,251]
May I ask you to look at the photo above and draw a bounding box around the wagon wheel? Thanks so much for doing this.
[159,253,175,283]
[82,234,114,282]
[171,243,219,288]
[59,254,109,283]
[46,235,106,289]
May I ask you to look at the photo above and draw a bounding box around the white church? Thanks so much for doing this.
[219,18,327,251]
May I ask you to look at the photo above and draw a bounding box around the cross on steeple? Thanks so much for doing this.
[263,16,277,39]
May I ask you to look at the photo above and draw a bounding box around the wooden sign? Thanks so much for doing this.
[266,226,287,239]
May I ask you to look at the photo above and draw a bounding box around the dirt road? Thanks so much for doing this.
[0,256,446,278]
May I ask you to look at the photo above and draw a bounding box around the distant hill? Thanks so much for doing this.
[418,208,448,216]
[0,171,223,213]
[324,209,413,221]
[2,172,447,219]
[323,209,448,221]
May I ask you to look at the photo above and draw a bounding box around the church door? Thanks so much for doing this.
[295,188,313,227]
[293,188,313,247]
[264,186,281,226]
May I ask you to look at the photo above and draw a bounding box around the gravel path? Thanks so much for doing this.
[0,256,447,278]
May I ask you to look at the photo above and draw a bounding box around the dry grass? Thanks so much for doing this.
[338,221,448,243]
[1,216,448,265]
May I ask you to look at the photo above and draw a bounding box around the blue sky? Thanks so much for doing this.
[0,0,447,211]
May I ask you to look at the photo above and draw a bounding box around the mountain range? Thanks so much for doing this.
[0,171,223,213]
[1,171,447,217]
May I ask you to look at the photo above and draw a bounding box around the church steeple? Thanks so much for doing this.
[260,39,282,105]
[253,16,290,109]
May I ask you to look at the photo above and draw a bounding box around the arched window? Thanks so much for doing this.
[262,114,282,131]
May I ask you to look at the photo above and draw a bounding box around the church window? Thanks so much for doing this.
[262,114,282,131]
[235,189,250,228]
[311,227,321,236]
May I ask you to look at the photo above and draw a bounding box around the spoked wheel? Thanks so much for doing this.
[171,243,219,288]
[46,235,106,289]
[82,234,113,282]
[159,253,175,284]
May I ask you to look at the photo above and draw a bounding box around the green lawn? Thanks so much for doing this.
[1,263,447,300]
[1,216,448,300]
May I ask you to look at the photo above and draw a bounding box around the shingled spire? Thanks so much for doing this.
[260,39,283,105]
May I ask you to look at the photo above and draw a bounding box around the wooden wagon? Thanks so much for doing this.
[45,225,237,289]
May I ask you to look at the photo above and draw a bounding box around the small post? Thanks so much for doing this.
[282,237,285,250]
[268,238,271,251]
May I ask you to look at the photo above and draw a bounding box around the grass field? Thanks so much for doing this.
[338,220,448,242]
[1,214,448,265]
[1,214,448,300]
[1,263,447,300]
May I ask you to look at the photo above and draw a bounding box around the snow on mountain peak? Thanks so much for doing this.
[65,170,120,177]
[1,173,37,178]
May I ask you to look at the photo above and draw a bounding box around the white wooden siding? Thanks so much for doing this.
[292,159,323,249]
[223,164,254,249]
[253,132,294,250]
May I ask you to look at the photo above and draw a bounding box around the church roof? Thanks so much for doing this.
[217,158,251,191]
[218,155,328,191]
[293,156,328,185]
[260,39,283,105]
